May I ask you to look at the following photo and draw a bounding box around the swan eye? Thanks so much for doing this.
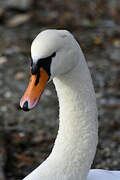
[31,52,56,76]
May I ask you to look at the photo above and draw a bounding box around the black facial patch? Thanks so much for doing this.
[31,52,56,85]
[31,63,38,75]
[35,69,40,86]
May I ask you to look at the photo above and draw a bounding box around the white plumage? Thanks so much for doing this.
[21,29,120,180]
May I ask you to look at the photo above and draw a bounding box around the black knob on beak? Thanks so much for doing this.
[22,101,29,111]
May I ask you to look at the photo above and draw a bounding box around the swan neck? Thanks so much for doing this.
[52,61,98,180]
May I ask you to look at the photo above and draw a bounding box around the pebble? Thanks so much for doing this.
[2,0,32,10]
[45,89,52,96]
[7,14,31,27]
[113,40,120,48]
[0,8,4,19]
[4,46,20,55]
[110,48,120,62]
[4,91,12,98]
[0,106,7,112]
[19,132,25,138]
[113,160,118,166]
[14,72,26,80]
[0,56,7,65]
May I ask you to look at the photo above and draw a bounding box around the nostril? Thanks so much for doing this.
[22,101,30,111]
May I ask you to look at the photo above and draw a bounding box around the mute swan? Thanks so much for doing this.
[20,29,120,180]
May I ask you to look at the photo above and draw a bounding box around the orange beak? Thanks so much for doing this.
[20,67,49,111]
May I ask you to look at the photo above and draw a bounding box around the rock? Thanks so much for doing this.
[0,106,7,112]
[108,0,120,8]
[0,0,32,10]
[113,40,120,48]
[0,8,4,20]
[6,14,31,27]
[110,48,120,62]
[14,72,26,80]
[4,91,12,98]
[0,56,7,65]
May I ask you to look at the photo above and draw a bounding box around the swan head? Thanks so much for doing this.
[20,29,80,111]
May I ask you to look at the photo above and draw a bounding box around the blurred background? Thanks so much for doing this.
[0,0,120,179]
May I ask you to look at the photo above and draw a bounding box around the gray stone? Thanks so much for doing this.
[0,0,32,10]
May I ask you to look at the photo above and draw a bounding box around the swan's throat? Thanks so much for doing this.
[51,62,98,180]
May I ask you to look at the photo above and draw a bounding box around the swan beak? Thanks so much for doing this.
[20,67,49,111]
